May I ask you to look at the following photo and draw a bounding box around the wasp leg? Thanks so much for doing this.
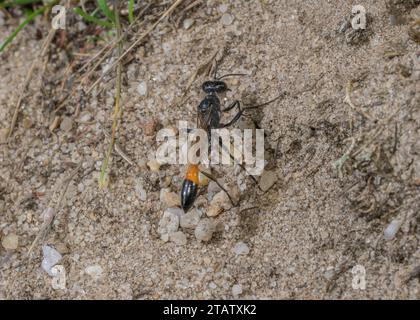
[199,169,238,207]
[222,100,241,113]
[215,124,262,190]
[218,109,244,128]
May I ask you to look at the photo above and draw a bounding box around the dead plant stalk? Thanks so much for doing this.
[98,1,123,188]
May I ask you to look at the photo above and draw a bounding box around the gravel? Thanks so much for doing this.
[41,245,62,276]
[180,209,201,229]
[137,81,148,96]
[1,234,19,250]
[85,265,104,280]
[194,218,216,242]
[169,231,187,246]
[383,219,403,241]
[232,284,243,297]
[233,242,250,255]
[221,13,234,26]
[158,208,183,240]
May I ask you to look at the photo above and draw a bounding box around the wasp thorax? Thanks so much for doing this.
[198,99,211,113]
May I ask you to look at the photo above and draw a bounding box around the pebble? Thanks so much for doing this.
[76,21,87,31]
[221,13,234,26]
[180,208,201,229]
[323,268,335,280]
[41,207,56,224]
[0,128,9,144]
[169,231,187,246]
[194,218,215,242]
[183,18,194,29]
[384,219,403,240]
[60,116,73,132]
[23,118,32,129]
[161,233,169,242]
[232,284,243,297]
[209,282,217,289]
[144,119,157,136]
[233,242,250,255]
[259,170,277,192]
[160,188,180,208]
[207,181,222,201]
[206,204,223,217]
[218,4,228,14]
[158,208,181,237]
[137,81,148,96]
[85,265,104,280]
[79,111,92,122]
[41,245,62,276]
[1,233,19,250]
[135,182,147,201]
[147,159,161,172]
[207,190,231,217]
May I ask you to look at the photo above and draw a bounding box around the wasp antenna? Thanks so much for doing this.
[216,73,248,80]
[244,92,284,110]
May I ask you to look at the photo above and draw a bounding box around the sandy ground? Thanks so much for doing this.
[0,0,419,299]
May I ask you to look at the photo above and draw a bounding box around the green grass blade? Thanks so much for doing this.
[2,0,43,7]
[0,5,45,53]
[128,0,135,24]
[97,0,115,23]
[73,7,114,28]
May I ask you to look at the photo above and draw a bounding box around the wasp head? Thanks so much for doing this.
[202,80,228,94]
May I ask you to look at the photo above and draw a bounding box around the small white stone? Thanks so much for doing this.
[137,81,148,96]
[233,242,250,255]
[76,21,87,31]
[41,207,56,223]
[2,233,19,250]
[160,188,180,208]
[169,231,187,246]
[147,159,161,172]
[41,245,62,276]
[60,116,73,132]
[183,18,194,29]
[259,170,277,192]
[221,13,234,26]
[85,265,104,280]
[50,265,66,290]
[158,208,181,236]
[0,128,9,144]
[79,111,92,122]
[218,4,228,14]
[210,190,230,210]
[180,209,201,229]
[160,233,169,242]
[206,204,223,217]
[194,218,215,242]
[207,180,222,201]
[166,207,184,218]
[323,267,335,280]
[232,284,242,297]
[135,182,147,201]
[384,219,403,241]
[209,282,217,289]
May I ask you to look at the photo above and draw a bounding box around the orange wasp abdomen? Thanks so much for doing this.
[181,164,200,212]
